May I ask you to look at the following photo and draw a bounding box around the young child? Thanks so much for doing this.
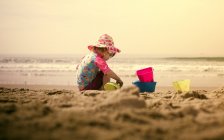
[76,34,123,91]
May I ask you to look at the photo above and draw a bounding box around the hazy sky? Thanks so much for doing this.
[1,0,224,57]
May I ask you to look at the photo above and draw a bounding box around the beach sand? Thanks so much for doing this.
[0,84,224,140]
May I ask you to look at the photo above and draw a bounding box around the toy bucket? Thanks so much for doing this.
[173,79,190,92]
[104,82,121,91]
[136,67,154,82]
[133,80,156,93]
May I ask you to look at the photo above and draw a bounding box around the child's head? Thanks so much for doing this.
[93,47,115,60]
[88,34,120,60]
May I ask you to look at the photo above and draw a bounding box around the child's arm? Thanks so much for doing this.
[95,56,123,86]
[105,70,123,87]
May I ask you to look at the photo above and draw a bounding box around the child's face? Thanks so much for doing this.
[103,51,115,61]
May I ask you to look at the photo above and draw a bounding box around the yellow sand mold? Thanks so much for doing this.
[173,79,191,92]
[104,82,121,91]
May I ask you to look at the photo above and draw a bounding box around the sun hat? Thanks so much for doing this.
[88,34,121,54]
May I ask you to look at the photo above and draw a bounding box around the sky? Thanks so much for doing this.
[0,0,224,57]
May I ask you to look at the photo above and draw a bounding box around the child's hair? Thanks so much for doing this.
[93,47,108,53]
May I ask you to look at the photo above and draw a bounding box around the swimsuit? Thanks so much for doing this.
[76,52,110,90]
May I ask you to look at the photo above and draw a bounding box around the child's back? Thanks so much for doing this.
[76,52,107,90]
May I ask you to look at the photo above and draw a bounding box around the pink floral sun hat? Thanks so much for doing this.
[88,34,121,54]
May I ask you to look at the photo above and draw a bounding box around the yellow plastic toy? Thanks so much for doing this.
[104,82,121,91]
[173,79,191,93]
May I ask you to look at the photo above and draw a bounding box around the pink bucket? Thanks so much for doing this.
[136,67,154,82]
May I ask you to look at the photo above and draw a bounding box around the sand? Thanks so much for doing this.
[1,85,224,140]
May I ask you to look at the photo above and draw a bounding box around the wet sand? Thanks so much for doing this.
[0,85,224,140]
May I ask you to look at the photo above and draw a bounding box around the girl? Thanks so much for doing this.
[76,34,123,91]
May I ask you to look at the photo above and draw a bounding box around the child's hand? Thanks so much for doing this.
[116,79,123,87]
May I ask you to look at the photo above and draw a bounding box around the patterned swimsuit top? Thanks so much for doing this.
[76,52,111,90]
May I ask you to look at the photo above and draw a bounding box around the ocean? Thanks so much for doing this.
[0,54,224,87]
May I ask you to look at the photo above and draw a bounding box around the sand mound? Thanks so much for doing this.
[96,86,146,109]
[212,86,224,93]
[181,91,208,99]
[1,86,224,140]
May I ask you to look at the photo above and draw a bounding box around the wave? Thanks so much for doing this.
[0,63,224,73]
[0,56,224,74]
[0,56,81,64]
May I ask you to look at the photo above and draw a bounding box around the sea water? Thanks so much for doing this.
[0,54,224,87]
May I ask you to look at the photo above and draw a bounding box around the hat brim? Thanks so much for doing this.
[88,45,120,53]
[87,45,95,51]
[107,46,121,53]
